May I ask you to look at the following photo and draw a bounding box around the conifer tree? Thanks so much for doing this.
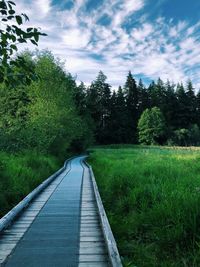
[108,86,127,143]
[176,83,191,129]
[148,78,166,110]
[164,80,178,130]
[185,80,197,125]
[196,90,200,127]
[73,82,87,115]
[86,71,111,144]
[124,71,139,143]
[137,78,149,115]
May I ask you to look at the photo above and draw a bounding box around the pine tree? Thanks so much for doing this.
[99,82,112,144]
[164,80,178,129]
[148,78,166,110]
[124,71,139,143]
[73,82,87,115]
[86,71,111,144]
[108,86,128,143]
[185,80,197,125]
[196,90,200,127]
[137,79,149,116]
[176,83,191,129]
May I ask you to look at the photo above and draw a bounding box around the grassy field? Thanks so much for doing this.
[88,146,200,267]
[0,151,60,217]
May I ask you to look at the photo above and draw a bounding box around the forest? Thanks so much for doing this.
[1,51,200,156]
[76,70,200,147]
[0,48,200,215]
[1,0,199,156]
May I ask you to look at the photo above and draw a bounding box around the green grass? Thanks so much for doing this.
[0,150,60,217]
[88,146,200,267]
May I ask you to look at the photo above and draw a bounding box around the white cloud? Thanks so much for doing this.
[62,28,91,49]
[13,0,200,90]
[123,0,144,13]
[180,37,195,50]
[112,0,144,27]
[131,23,153,40]
[35,0,51,16]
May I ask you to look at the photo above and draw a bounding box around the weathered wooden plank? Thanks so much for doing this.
[79,254,108,262]
[79,163,109,267]
[81,213,98,217]
[80,216,99,220]
[79,246,106,254]
[81,207,96,210]
[79,262,109,267]
[80,233,102,238]
[8,225,30,230]
[80,227,100,231]
[85,164,123,267]
[81,209,97,213]
[80,224,100,228]
[79,241,105,248]
[80,227,102,232]
[0,244,16,250]
[4,229,27,234]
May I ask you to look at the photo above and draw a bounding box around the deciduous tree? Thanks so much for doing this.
[138,107,166,145]
[0,0,46,86]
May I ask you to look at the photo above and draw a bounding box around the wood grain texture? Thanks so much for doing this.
[78,164,110,267]
[0,162,71,265]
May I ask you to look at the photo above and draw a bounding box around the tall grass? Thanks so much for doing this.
[0,151,59,217]
[89,147,200,267]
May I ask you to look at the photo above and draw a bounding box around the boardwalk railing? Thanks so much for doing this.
[85,161,123,267]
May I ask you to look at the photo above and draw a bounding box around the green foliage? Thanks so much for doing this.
[89,147,200,266]
[86,71,112,144]
[0,0,46,87]
[72,82,94,150]
[138,107,166,145]
[108,87,128,143]
[124,71,139,143]
[0,50,93,159]
[189,124,200,146]
[172,124,200,146]
[173,128,190,146]
[176,83,191,129]
[0,150,59,217]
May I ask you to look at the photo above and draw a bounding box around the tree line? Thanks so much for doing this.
[76,71,200,146]
[1,51,199,157]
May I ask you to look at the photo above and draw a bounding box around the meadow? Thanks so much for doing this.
[89,146,200,267]
[0,151,60,217]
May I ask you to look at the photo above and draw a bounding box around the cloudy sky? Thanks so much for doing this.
[16,0,200,88]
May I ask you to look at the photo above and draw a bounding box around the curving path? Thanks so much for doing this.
[0,156,122,267]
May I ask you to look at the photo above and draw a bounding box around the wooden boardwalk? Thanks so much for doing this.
[0,157,122,267]
[79,163,109,266]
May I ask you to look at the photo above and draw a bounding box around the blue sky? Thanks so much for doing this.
[17,0,200,89]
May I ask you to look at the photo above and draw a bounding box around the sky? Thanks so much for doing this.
[16,0,200,89]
